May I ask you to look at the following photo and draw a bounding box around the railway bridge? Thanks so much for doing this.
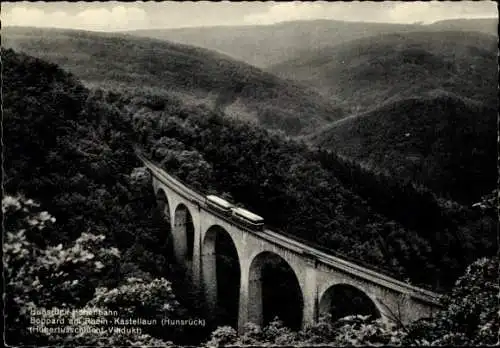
[137,153,443,332]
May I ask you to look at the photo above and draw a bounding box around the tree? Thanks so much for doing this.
[404,256,499,346]
[3,194,176,346]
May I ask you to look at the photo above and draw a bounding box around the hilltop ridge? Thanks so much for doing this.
[2,26,343,135]
[269,30,498,113]
[126,18,497,68]
[310,92,497,203]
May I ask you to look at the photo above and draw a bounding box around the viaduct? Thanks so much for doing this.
[137,153,443,333]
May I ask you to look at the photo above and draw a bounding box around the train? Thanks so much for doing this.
[206,195,232,215]
[231,207,264,231]
[206,195,264,231]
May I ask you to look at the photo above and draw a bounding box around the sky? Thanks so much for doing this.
[2,1,498,32]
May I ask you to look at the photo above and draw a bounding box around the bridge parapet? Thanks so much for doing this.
[137,151,206,203]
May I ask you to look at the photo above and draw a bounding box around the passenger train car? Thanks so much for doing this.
[206,195,232,215]
[231,207,264,231]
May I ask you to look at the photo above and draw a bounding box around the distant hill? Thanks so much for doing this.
[309,93,497,203]
[269,30,498,113]
[2,26,343,135]
[126,18,497,68]
[126,20,422,68]
[428,17,498,34]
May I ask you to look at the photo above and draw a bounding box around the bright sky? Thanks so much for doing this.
[2,1,498,31]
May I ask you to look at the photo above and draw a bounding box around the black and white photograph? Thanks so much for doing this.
[2,1,498,346]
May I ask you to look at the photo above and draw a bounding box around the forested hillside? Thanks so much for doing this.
[3,48,212,345]
[2,27,343,135]
[269,30,498,113]
[310,93,497,203]
[4,48,497,346]
[126,18,497,68]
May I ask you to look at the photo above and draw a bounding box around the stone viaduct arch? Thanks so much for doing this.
[141,152,444,333]
[319,283,381,322]
[154,187,175,258]
[155,187,170,219]
[173,203,195,268]
[202,224,241,328]
[247,251,304,330]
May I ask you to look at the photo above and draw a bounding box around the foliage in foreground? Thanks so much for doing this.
[3,194,177,346]
[402,256,499,346]
[206,316,404,347]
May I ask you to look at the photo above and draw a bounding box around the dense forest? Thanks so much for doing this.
[311,93,497,203]
[3,47,497,346]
